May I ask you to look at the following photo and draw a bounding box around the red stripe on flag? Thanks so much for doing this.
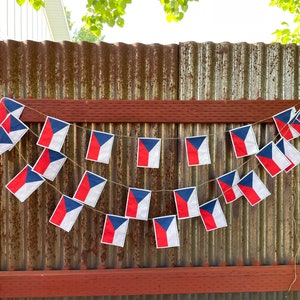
[86,133,101,161]
[38,120,53,147]
[6,167,29,193]
[102,218,115,244]
[200,209,217,231]
[33,149,51,174]
[275,119,293,140]
[218,181,236,203]
[154,221,168,247]
[231,133,248,157]
[175,195,189,218]
[238,185,261,205]
[49,199,67,226]
[138,141,149,167]
[74,174,90,202]
[186,140,200,165]
[257,156,281,176]
[125,191,138,218]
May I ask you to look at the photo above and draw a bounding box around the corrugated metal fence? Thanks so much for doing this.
[0,40,299,299]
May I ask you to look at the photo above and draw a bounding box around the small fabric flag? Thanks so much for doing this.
[101,214,129,247]
[237,170,271,206]
[273,107,299,140]
[37,116,70,152]
[73,171,107,207]
[216,170,243,204]
[256,141,290,177]
[1,114,28,147]
[125,187,151,220]
[276,138,300,173]
[185,135,211,166]
[6,164,45,202]
[0,126,13,154]
[32,148,67,181]
[49,195,83,232]
[290,110,300,135]
[173,187,200,219]
[0,97,25,119]
[229,125,259,158]
[85,130,114,164]
[153,215,179,249]
[199,199,227,231]
[137,137,161,168]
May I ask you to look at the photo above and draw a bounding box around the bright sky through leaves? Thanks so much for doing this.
[63,0,294,44]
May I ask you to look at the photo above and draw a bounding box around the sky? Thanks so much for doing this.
[62,0,294,44]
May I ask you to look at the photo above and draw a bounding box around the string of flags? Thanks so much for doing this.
[1,97,300,249]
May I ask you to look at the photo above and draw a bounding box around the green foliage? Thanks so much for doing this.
[160,0,199,22]
[83,0,132,37]
[73,27,104,43]
[16,0,300,44]
[270,0,300,44]
[16,0,44,10]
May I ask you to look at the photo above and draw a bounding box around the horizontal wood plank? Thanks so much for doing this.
[17,99,300,123]
[0,266,299,297]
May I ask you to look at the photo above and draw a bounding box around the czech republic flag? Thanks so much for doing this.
[153,215,179,248]
[101,214,129,247]
[6,164,45,202]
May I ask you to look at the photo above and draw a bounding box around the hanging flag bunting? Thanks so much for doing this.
[85,130,114,164]
[229,125,259,158]
[237,170,271,206]
[73,171,107,207]
[137,137,161,168]
[37,116,70,152]
[32,148,67,181]
[256,141,290,177]
[0,126,13,154]
[272,107,299,140]
[216,170,243,204]
[5,164,45,202]
[199,198,227,231]
[0,97,25,119]
[276,138,300,173]
[1,114,28,147]
[153,215,179,249]
[125,187,151,220]
[49,195,83,232]
[101,214,129,247]
[185,135,211,166]
[173,187,200,219]
[290,110,300,135]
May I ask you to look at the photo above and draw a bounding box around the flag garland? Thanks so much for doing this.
[1,97,300,247]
